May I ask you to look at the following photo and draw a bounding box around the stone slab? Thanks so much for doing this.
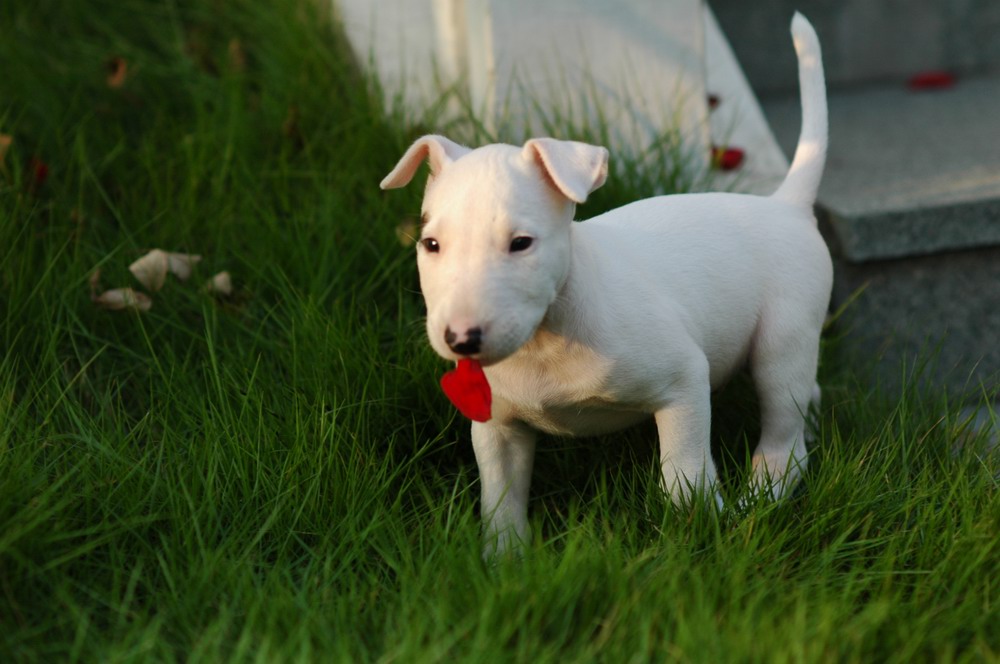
[712,0,1000,94]
[763,73,1000,261]
[828,241,1000,396]
[760,72,1000,395]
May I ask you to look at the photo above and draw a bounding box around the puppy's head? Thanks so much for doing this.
[382,135,608,364]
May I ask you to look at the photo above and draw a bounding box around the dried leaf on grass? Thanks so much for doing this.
[228,39,247,73]
[96,249,220,314]
[204,271,233,296]
[166,252,201,280]
[395,217,419,247]
[93,288,152,312]
[88,268,102,299]
[184,29,217,76]
[129,249,202,291]
[128,249,168,291]
[282,105,302,147]
[0,134,11,170]
[107,56,128,89]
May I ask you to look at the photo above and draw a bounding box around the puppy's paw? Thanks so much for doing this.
[481,524,530,562]
[750,450,807,501]
[659,474,724,513]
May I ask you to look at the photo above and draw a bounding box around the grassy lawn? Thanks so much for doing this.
[1,1,998,661]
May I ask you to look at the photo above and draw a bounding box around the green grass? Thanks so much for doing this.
[1,1,998,661]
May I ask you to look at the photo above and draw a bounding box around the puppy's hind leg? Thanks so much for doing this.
[749,316,822,500]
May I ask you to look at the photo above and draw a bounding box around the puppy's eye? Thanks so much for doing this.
[421,238,440,253]
[509,236,534,253]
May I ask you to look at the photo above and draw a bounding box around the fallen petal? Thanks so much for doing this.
[129,249,169,291]
[94,288,152,312]
[908,70,955,90]
[205,271,233,296]
[28,157,49,188]
[166,252,202,280]
[710,145,745,171]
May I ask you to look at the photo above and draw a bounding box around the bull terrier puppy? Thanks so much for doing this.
[382,13,831,556]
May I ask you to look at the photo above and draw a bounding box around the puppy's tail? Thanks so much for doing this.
[771,13,827,211]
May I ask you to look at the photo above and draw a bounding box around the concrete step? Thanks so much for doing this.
[764,73,1000,262]
[761,74,1000,395]
[713,0,1000,94]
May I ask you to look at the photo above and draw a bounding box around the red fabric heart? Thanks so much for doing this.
[710,146,744,171]
[440,359,492,422]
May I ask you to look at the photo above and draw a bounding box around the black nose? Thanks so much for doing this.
[445,326,482,355]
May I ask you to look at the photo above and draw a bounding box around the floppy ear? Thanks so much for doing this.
[522,138,609,204]
[380,135,470,189]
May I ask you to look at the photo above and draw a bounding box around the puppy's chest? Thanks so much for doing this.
[485,343,653,437]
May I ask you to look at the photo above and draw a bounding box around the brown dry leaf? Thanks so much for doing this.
[205,271,233,296]
[166,252,202,280]
[282,105,300,141]
[93,288,152,312]
[184,29,217,75]
[88,268,102,299]
[129,249,169,292]
[70,208,86,242]
[395,217,419,247]
[228,38,247,73]
[107,56,128,89]
[0,134,11,170]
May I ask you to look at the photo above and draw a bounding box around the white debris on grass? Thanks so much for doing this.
[204,271,233,296]
[93,287,153,312]
[96,249,216,313]
[128,249,202,292]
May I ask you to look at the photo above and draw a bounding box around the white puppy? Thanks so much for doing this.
[382,13,831,555]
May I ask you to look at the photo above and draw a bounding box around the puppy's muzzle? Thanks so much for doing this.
[445,325,482,356]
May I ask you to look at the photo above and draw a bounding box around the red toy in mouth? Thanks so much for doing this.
[440,359,492,422]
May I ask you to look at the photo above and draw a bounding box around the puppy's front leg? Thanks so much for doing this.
[471,419,537,557]
[654,358,721,508]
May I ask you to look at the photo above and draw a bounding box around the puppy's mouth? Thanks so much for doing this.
[467,353,505,368]
[434,327,535,367]
[441,348,503,368]
[433,306,549,367]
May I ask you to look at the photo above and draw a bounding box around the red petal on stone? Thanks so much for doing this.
[440,358,492,422]
[710,146,744,171]
[908,71,955,90]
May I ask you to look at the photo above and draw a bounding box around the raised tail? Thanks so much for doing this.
[771,12,827,210]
